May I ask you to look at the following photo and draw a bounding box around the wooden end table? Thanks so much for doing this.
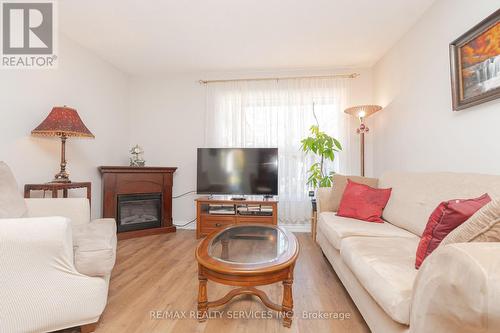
[24,182,92,205]
[195,224,300,327]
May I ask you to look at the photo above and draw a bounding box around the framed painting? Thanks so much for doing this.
[450,9,500,111]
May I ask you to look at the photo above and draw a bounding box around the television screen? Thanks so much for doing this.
[197,148,278,195]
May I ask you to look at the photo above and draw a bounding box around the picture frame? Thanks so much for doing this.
[450,9,500,111]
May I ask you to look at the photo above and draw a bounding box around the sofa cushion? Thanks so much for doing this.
[320,174,379,212]
[341,236,419,325]
[442,198,500,244]
[337,179,392,223]
[318,212,416,250]
[0,161,27,218]
[379,172,500,237]
[72,219,117,277]
[415,194,491,269]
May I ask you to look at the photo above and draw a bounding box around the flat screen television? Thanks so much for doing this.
[197,148,278,195]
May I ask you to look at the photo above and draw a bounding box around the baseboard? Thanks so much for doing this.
[174,221,196,230]
[174,221,310,233]
[281,224,310,233]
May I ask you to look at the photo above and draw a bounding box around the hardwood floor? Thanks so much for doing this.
[93,230,370,333]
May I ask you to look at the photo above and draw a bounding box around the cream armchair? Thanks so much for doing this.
[0,162,116,333]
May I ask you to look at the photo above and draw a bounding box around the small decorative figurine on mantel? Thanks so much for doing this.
[129,145,146,167]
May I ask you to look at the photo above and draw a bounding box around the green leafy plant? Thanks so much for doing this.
[300,111,342,188]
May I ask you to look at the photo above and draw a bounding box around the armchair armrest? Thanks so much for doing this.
[0,217,108,332]
[0,216,75,263]
[25,198,90,225]
[410,242,500,333]
[73,218,117,277]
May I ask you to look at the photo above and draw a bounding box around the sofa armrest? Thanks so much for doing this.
[25,198,90,225]
[410,243,500,333]
[316,187,336,213]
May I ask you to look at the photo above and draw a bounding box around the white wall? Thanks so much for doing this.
[0,35,130,218]
[1,35,374,224]
[128,68,374,224]
[128,73,205,225]
[372,0,500,176]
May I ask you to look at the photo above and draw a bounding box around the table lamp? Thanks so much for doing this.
[31,106,94,183]
[344,105,382,177]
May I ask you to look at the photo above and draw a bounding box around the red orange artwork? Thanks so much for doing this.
[460,22,500,99]
[450,10,500,110]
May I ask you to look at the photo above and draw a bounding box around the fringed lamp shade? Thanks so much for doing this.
[31,106,94,138]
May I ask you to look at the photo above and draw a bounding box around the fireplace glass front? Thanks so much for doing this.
[117,193,162,232]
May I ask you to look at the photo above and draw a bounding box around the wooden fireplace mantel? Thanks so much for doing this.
[99,166,177,240]
[99,166,178,174]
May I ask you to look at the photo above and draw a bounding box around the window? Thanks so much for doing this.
[205,78,351,224]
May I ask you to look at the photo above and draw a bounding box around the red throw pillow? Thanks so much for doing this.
[337,179,392,223]
[415,193,491,269]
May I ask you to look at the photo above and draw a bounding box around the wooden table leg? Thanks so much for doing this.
[87,183,92,207]
[311,211,317,242]
[24,187,30,198]
[198,268,208,322]
[282,272,294,327]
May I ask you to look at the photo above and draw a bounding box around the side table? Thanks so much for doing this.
[24,182,92,206]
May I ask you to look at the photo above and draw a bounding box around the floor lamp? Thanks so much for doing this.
[344,105,382,177]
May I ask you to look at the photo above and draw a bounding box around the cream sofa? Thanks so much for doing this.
[0,162,117,333]
[316,172,500,333]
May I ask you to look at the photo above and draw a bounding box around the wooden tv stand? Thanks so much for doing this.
[195,196,278,238]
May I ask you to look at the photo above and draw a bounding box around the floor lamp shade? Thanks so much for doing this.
[31,106,94,183]
[344,105,382,177]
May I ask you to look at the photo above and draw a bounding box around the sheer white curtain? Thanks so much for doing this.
[204,77,352,225]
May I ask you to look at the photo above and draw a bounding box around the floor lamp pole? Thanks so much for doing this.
[357,120,368,177]
[360,131,365,177]
[344,105,382,178]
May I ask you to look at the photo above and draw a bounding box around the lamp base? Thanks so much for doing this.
[50,179,72,183]
[50,134,71,183]
[51,171,71,183]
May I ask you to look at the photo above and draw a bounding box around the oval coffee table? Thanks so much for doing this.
[195,224,300,327]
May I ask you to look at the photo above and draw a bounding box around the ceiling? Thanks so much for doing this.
[59,0,436,75]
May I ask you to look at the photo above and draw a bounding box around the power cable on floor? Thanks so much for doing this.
[173,190,196,199]
[173,218,196,228]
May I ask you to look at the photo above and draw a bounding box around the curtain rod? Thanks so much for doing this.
[198,73,359,84]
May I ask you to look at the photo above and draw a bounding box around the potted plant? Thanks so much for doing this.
[300,109,342,188]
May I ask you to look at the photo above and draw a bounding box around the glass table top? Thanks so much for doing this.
[208,225,288,265]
